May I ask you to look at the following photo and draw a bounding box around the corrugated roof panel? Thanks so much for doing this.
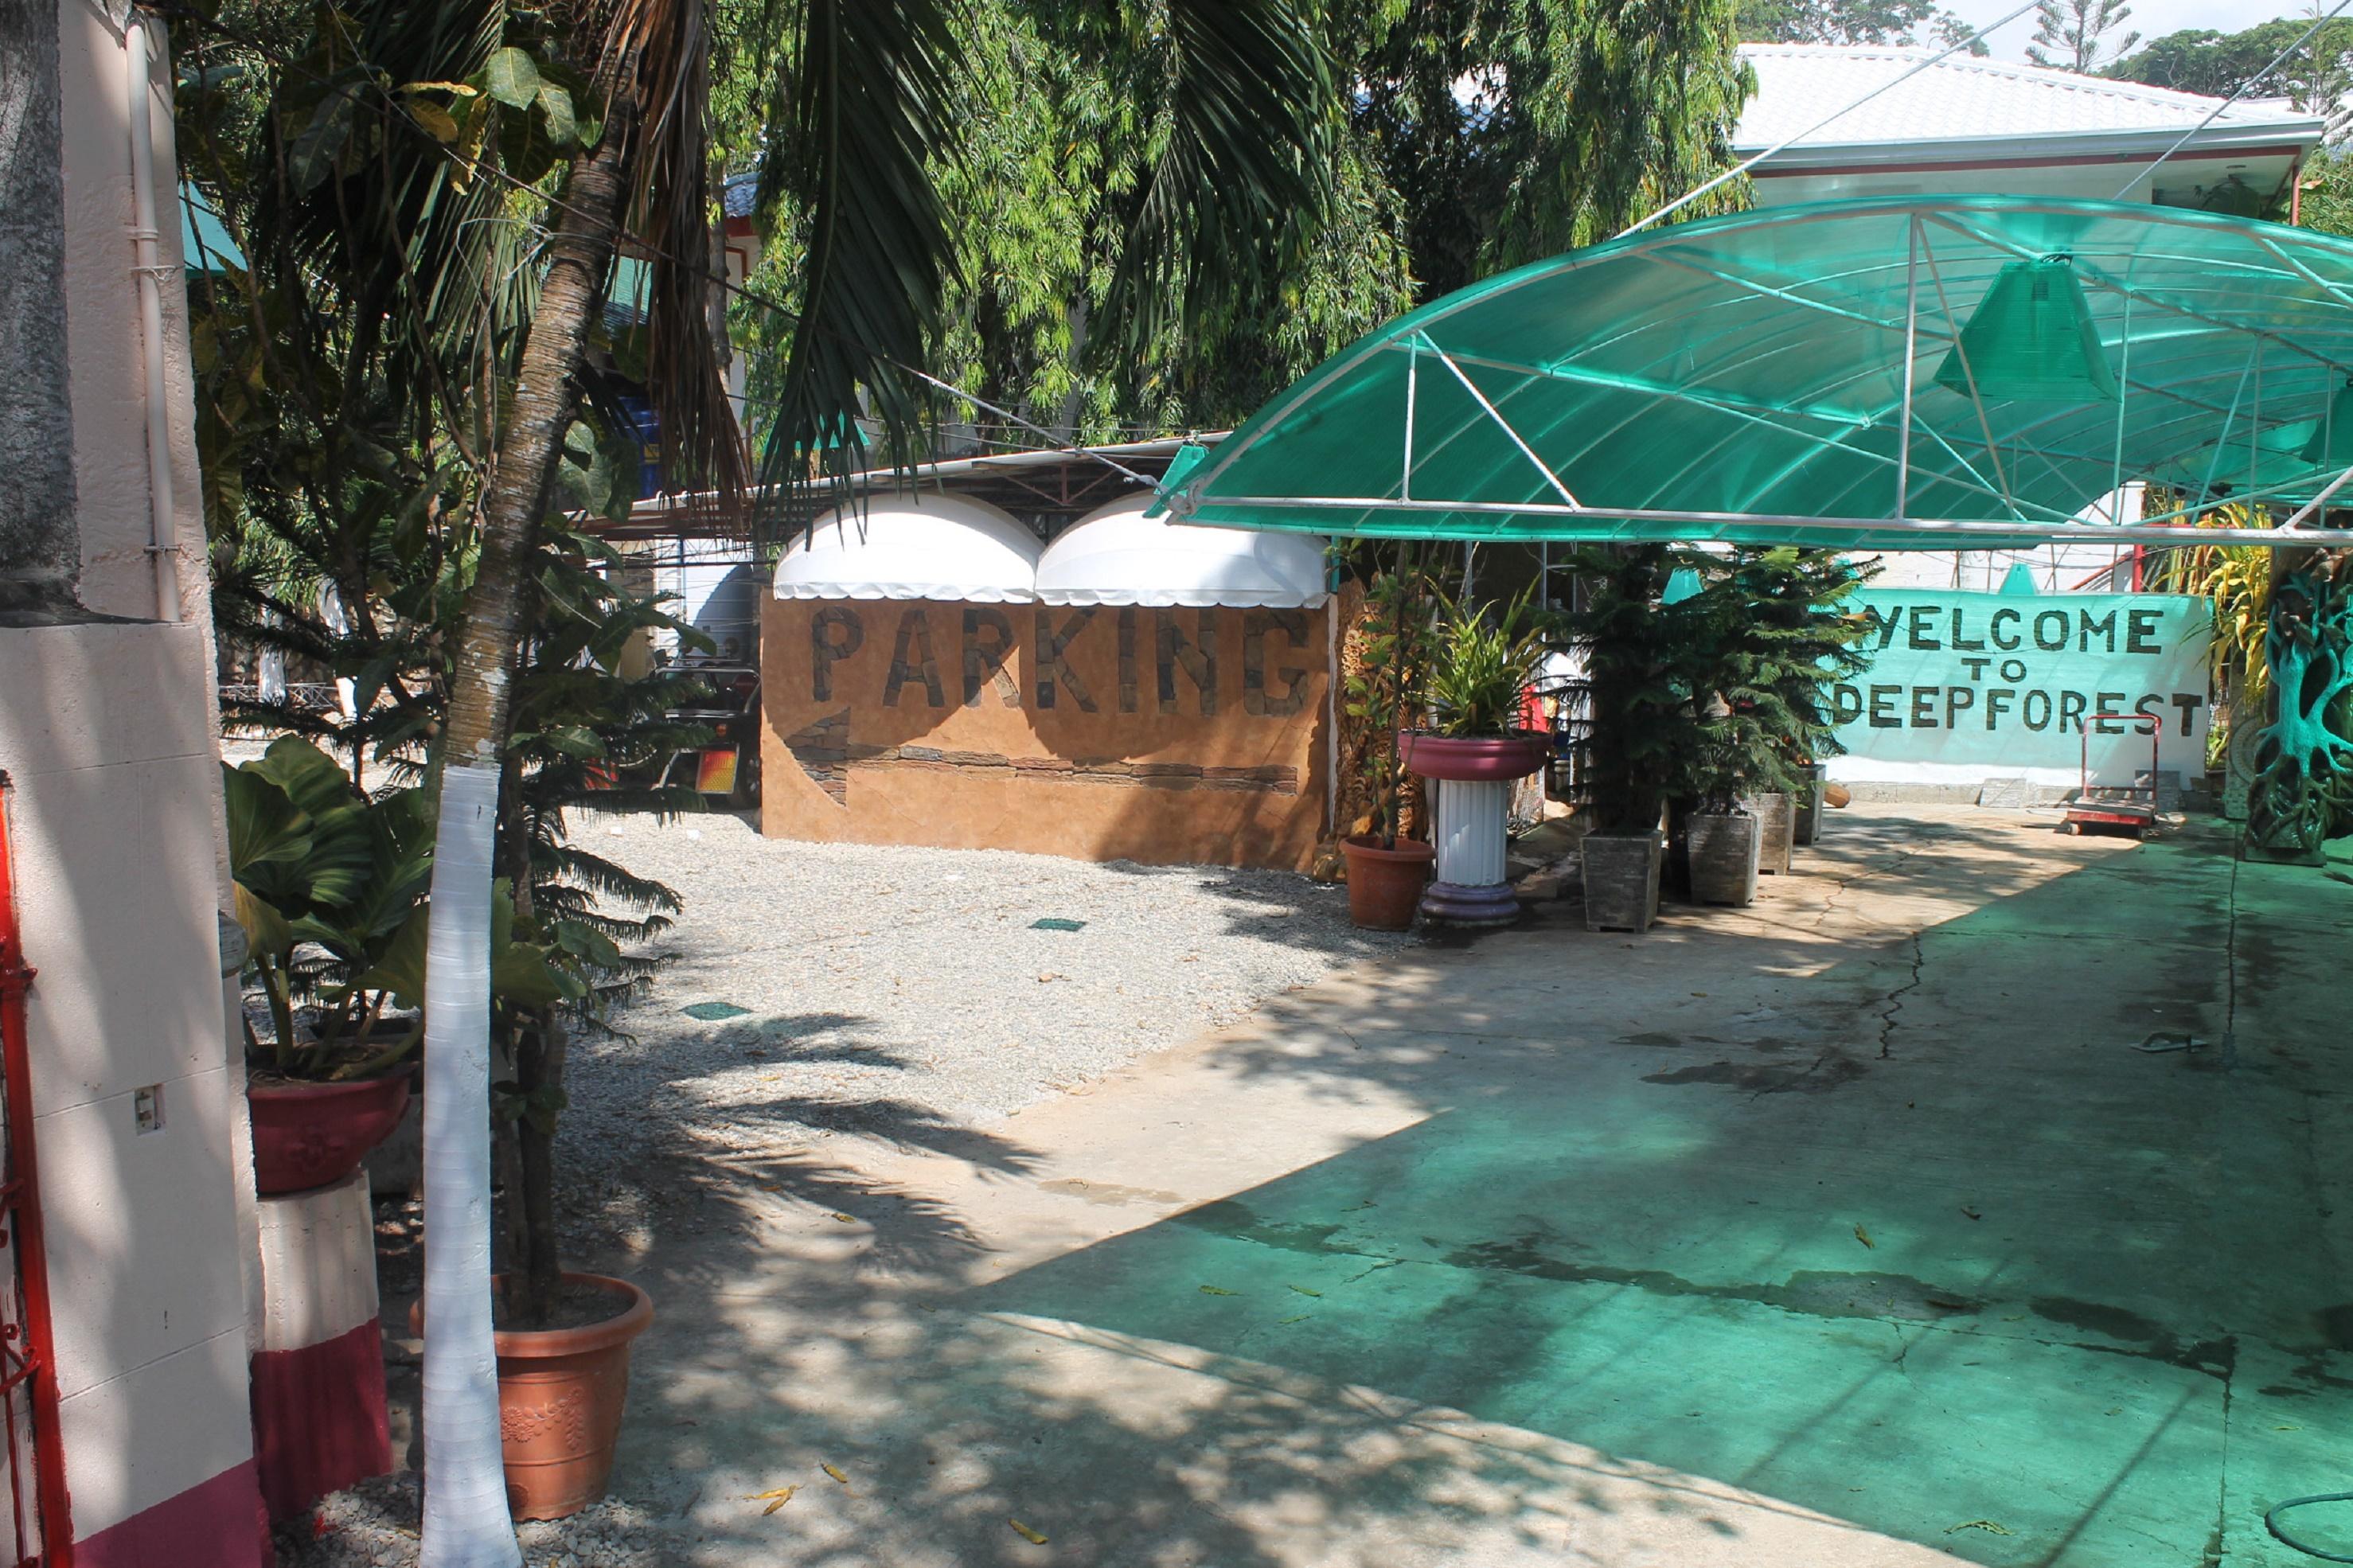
[1735,44,2324,153]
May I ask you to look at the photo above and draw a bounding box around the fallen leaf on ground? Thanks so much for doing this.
[822,1464,849,1485]
[1199,1284,1238,1296]
[747,1485,798,1516]
[830,1212,857,1224]
[1961,1206,1982,1220]
[1287,1284,1322,1297]
[1854,1223,1875,1249]
[1009,1519,1049,1545]
[1946,1519,2012,1536]
[1279,1313,1313,1324]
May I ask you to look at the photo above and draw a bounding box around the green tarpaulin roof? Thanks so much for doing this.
[1161,195,2353,550]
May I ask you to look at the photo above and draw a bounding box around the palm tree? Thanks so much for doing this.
[401,2,1336,1560]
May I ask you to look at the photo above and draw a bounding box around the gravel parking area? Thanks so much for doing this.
[554,811,1413,1241]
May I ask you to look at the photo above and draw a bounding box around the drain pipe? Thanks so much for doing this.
[123,8,180,622]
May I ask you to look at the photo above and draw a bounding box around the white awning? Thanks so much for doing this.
[772,493,1042,603]
[1034,491,1329,608]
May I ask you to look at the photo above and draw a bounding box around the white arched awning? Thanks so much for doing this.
[1034,491,1329,608]
[773,493,1042,602]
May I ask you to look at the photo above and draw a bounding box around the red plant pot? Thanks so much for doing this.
[1340,835,1436,930]
[248,1074,412,1196]
[1398,731,1552,782]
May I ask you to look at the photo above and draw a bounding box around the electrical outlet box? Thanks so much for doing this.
[134,1084,164,1135]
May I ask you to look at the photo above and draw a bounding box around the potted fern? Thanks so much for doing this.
[1340,556,1438,929]
[1568,548,1698,932]
[1713,548,1877,872]
[1401,585,1553,926]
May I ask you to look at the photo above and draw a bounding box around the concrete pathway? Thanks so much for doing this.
[590,806,2353,1566]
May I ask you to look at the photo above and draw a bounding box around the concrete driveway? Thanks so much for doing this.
[593,806,2353,1566]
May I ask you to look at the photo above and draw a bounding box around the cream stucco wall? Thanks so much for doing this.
[0,2,260,1554]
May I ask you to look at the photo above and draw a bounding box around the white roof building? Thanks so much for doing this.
[1033,493,1330,609]
[772,493,1043,603]
[1735,44,2326,213]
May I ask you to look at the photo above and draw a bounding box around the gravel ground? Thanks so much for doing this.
[556,811,1412,1231]
[279,812,1411,1566]
[272,1473,664,1567]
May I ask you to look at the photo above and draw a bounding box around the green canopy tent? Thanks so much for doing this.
[1157,195,2353,549]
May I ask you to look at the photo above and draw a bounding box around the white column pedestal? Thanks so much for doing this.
[1419,777,1520,926]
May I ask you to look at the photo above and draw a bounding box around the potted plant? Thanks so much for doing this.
[1340,555,1439,929]
[1402,584,1554,926]
[398,524,705,1519]
[227,737,433,1194]
[1712,547,1878,872]
[1567,548,1697,932]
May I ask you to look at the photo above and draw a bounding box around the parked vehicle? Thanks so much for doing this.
[641,660,761,807]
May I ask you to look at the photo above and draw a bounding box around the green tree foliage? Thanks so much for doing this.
[1738,0,1985,55]
[2107,11,2352,139]
[2108,12,2351,98]
[1352,0,1756,304]
[727,0,1757,444]
[2028,0,2140,73]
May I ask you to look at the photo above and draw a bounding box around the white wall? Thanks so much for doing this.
[0,3,260,1554]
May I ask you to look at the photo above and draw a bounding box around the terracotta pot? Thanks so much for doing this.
[411,1272,654,1520]
[1687,812,1760,907]
[1340,835,1435,930]
[1581,833,1662,933]
[1397,731,1551,782]
[248,1073,412,1196]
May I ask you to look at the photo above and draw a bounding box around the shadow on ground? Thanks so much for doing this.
[377,809,2353,1566]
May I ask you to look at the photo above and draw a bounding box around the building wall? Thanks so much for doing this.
[762,597,1334,870]
[0,4,263,1562]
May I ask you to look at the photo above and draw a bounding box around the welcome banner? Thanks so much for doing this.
[1826,590,2213,786]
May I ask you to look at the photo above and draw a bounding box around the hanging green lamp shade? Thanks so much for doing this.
[1999,564,2039,596]
[1662,568,1703,604]
[1933,255,2119,404]
[2297,379,2353,468]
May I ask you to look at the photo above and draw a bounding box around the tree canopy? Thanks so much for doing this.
[1737,0,1984,55]
[2107,11,2352,138]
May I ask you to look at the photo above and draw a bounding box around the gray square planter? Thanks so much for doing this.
[1741,792,1795,874]
[1686,812,1760,906]
[1794,763,1826,845]
[1581,833,1662,933]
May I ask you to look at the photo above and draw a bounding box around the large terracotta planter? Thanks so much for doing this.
[1341,836,1435,930]
[1396,731,1552,782]
[1581,833,1662,933]
[412,1272,654,1520]
[248,1073,412,1196]
[1686,812,1760,907]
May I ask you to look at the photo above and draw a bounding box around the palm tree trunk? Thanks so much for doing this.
[419,86,636,1568]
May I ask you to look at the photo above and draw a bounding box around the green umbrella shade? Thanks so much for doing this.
[1161,196,2353,549]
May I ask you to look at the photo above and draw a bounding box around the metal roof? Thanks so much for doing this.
[605,436,1223,542]
[1734,45,2326,168]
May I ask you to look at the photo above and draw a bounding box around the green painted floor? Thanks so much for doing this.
[971,818,2353,1566]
